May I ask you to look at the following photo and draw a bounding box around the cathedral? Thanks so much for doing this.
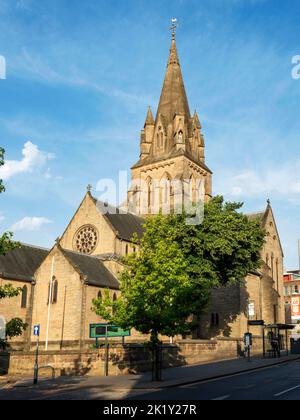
[0,32,285,351]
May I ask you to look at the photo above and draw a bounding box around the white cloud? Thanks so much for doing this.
[0,141,54,180]
[11,216,52,232]
[0,212,5,223]
[215,162,300,202]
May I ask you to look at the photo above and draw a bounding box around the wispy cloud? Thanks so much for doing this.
[11,48,154,110]
[0,141,54,180]
[215,162,300,203]
[11,216,52,232]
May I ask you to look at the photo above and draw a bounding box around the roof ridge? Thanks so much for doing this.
[19,242,50,251]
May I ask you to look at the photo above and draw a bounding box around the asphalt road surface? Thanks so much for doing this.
[128,359,300,401]
[1,359,300,400]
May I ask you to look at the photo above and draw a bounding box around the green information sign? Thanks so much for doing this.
[89,324,131,339]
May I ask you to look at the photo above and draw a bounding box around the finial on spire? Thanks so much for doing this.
[145,106,155,126]
[170,18,178,40]
[87,184,92,193]
[267,198,271,206]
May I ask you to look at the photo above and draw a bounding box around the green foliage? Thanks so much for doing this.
[94,196,265,344]
[5,318,28,339]
[0,319,28,349]
[0,284,22,299]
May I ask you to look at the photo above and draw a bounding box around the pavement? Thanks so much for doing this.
[1,352,300,400]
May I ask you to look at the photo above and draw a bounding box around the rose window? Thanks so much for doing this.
[73,225,98,254]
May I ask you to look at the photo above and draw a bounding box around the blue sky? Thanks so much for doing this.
[0,0,299,269]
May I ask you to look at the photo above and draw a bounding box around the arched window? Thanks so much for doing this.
[178,130,183,144]
[189,176,197,204]
[160,174,171,209]
[271,254,274,279]
[97,291,102,301]
[145,177,153,213]
[211,313,220,328]
[52,279,58,304]
[210,313,215,328]
[160,132,164,149]
[21,286,27,309]
[156,127,164,150]
[125,244,129,255]
[276,259,279,291]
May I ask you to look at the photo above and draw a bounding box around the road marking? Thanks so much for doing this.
[211,395,230,400]
[274,384,300,397]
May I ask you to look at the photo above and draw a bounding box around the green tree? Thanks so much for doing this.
[93,197,265,378]
[0,148,25,349]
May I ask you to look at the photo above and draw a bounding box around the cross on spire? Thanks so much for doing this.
[170,18,178,40]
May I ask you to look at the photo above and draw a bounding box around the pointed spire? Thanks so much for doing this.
[144,106,154,126]
[193,111,201,129]
[168,37,180,66]
[156,34,191,124]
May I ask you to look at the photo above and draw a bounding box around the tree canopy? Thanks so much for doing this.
[94,196,265,343]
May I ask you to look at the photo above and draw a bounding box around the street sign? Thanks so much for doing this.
[248,320,265,326]
[33,325,40,337]
[244,333,253,347]
[89,324,131,339]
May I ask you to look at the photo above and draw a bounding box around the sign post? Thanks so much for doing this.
[105,325,109,377]
[89,324,131,377]
[33,325,40,385]
[244,332,253,362]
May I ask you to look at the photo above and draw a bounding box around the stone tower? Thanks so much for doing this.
[128,31,212,216]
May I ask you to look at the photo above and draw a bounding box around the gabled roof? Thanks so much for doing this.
[91,196,145,242]
[0,243,49,283]
[104,212,145,242]
[246,211,265,222]
[60,248,120,290]
[246,203,284,257]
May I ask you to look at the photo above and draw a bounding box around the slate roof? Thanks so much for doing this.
[104,212,145,242]
[0,243,48,282]
[246,211,265,222]
[61,248,120,290]
[92,197,145,242]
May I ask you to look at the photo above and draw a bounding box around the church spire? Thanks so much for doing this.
[144,106,154,127]
[156,25,191,124]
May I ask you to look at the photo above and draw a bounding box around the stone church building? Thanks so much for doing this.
[0,33,285,350]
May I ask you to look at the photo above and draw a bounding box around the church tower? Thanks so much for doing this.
[128,28,212,216]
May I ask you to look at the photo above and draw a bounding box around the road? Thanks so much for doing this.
[128,360,300,401]
[1,359,300,400]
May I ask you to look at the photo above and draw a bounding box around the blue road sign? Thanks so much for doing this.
[33,325,40,337]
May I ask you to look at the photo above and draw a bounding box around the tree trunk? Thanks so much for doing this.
[151,330,162,382]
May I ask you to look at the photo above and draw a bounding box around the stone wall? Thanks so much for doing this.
[2,337,264,378]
